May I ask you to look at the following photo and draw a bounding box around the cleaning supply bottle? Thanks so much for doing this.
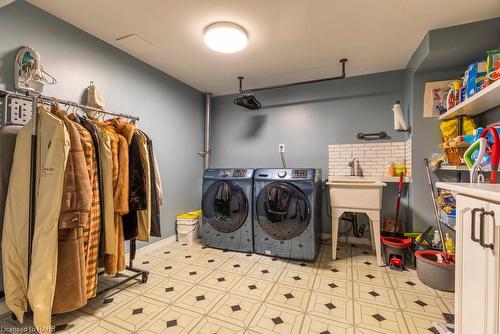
[395,161,406,176]
[432,230,441,248]
[385,162,395,177]
[444,233,455,255]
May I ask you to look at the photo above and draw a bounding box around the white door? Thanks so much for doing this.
[456,195,489,334]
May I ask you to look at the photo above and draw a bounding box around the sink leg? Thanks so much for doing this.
[371,218,384,267]
[370,222,376,251]
[331,214,340,261]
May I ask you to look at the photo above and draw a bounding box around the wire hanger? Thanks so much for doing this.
[51,97,59,109]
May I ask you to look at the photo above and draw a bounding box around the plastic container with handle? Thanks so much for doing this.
[176,210,202,244]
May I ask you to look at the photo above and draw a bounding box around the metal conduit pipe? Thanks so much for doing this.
[203,93,212,169]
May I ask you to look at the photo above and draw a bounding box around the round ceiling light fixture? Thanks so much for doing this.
[204,22,248,53]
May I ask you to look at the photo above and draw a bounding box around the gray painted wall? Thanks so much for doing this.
[211,70,409,234]
[408,68,464,232]
[0,1,204,289]
[406,17,500,232]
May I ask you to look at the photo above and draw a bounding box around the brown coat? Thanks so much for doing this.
[97,122,130,276]
[69,116,102,299]
[51,107,91,314]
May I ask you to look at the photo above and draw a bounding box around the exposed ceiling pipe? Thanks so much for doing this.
[203,93,212,169]
[241,58,347,92]
[234,58,347,110]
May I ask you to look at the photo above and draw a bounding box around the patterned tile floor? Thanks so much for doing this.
[0,239,454,333]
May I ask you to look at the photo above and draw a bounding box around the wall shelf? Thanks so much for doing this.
[439,219,456,231]
[379,176,411,183]
[438,165,469,171]
[328,176,411,183]
[437,165,492,173]
[439,79,500,120]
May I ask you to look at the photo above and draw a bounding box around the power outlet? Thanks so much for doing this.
[278,144,285,153]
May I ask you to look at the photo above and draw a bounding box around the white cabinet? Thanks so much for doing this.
[455,194,500,334]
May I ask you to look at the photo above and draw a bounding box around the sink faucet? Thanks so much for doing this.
[348,158,357,176]
[348,158,363,176]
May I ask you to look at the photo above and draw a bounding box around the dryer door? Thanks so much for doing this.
[202,181,249,233]
[256,182,311,240]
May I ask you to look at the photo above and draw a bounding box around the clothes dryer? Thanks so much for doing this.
[201,168,254,252]
[253,168,321,261]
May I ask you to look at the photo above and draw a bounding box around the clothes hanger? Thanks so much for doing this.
[71,102,80,117]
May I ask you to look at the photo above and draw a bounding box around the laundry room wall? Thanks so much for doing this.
[211,70,409,234]
[405,17,500,232]
[0,1,204,291]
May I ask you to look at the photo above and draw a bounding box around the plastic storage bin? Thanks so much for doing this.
[415,250,455,292]
[439,210,456,227]
[176,210,202,244]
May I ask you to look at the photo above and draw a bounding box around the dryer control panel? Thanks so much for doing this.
[254,168,317,180]
[203,168,254,180]
[292,169,308,178]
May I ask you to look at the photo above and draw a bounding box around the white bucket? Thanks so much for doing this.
[176,218,199,244]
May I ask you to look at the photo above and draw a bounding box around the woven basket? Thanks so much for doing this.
[441,141,469,166]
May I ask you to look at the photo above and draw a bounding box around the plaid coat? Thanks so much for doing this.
[68,115,101,299]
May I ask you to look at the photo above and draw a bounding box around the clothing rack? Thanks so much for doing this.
[1,90,140,124]
[0,89,148,321]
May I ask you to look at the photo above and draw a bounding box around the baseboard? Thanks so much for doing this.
[125,234,177,258]
[320,233,372,246]
[0,235,179,317]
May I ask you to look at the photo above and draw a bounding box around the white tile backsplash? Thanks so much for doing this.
[328,138,412,177]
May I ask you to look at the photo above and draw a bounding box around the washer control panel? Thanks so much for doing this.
[277,170,287,178]
[292,169,308,178]
[233,169,247,177]
[220,169,231,177]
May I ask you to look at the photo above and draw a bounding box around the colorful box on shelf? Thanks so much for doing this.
[440,210,456,227]
[465,61,487,98]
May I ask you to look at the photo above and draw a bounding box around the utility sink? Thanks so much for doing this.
[327,176,387,210]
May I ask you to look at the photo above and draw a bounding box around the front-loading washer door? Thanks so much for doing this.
[256,182,311,240]
[202,181,249,233]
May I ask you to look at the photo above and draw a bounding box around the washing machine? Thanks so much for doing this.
[253,168,321,261]
[201,168,254,252]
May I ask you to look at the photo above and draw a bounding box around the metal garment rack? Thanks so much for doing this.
[0,89,148,321]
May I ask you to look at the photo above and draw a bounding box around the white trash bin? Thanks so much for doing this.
[176,218,199,244]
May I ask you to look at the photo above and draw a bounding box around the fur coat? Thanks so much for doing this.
[50,107,90,314]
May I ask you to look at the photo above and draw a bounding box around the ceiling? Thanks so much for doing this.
[26,0,500,96]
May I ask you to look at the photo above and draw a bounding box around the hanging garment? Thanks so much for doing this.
[107,120,140,240]
[50,107,91,314]
[2,107,70,332]
[0,125,22,246]
[78,117,106,261]
[135,130,151,242]
[122,132,147,240]
[97,122,128,276]
[88,121,116,256]
[214,182,231,220]
[265,186,291,222]
[152,148,163,206]
[68,115,101,299]
[127,133,147,209]
[141,131,162,237]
